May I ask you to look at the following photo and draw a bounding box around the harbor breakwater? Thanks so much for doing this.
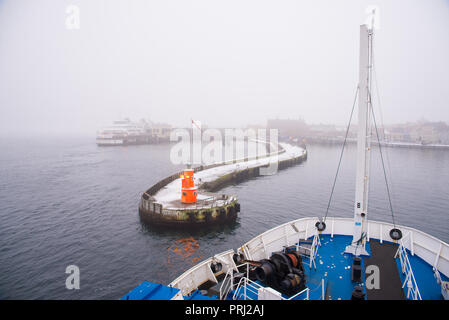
[303,137,449,150]
[139,142,307,227]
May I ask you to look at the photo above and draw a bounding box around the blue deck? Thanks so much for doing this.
[231,235,365,300]
[121,281,181,300]
[233,234,447,300]
[306,234,447,300]
[304,234,369,300]
[122,235,447,300]
[395,249,448,300]
[121,281,218,300]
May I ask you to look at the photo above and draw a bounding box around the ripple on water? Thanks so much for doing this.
[0,138,448,299]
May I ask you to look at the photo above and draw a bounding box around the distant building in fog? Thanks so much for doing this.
[247,118,449,146]
[150,123,172,142]
[266,118,308,139]
[384,121,449,145]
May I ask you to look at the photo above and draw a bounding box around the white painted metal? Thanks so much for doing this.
[234,275,325,301]
[258,287,283,300]
[395,237,422,300]
[331,219,335,238]
[346,24,373,256]
[219,262,250,300]
[240,217,449,279]
[170,291,184,300]
[168,218,448,298]
[322,278,325,300]
[367,223,371,241]
[308,231,321,269]
[286,287,309,300]
[434,269,449,300]
[169,249,235,295]
[219,268,234,300]
[233,277,263,300]
[380,224,383,243]
[434,243,443,269]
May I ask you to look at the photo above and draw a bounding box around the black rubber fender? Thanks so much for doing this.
[390,228,403,241]
[210,262,222,273]
[315,221,326,232]
[233,253,244,265]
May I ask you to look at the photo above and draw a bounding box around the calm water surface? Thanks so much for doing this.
[0,136,448,299]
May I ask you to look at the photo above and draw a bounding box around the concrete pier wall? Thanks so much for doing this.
[139,196,240,227]
[200,152,307,192]
[139,143,306,227]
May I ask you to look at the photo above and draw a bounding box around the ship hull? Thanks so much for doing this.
[161,217,449,300]
[96,135,154,146]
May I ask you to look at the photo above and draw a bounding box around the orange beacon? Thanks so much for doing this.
[181,169,197,203]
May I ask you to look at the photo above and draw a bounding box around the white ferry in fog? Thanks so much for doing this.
[96,118,151,146]
[96,119,173,146]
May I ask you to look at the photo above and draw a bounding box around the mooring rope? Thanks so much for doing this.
[368,88,397,228]
[323,86,359,223]
[372,54,397,205]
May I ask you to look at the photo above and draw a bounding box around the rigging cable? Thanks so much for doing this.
[368,88,397,227]
[322,86,359,223]
[372,52,397,205]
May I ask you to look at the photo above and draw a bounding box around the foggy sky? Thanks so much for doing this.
[0,0,448,136]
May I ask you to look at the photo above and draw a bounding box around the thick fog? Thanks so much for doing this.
[0,0,448,136]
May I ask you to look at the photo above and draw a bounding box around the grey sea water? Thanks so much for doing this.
[0,136,448,299]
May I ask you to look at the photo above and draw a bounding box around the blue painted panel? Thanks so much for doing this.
[121,281,180,300]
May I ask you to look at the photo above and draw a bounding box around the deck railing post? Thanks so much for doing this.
[322,278,325,300]
[244,278,247,300]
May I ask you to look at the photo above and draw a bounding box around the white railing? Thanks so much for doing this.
[219,268,234,300]
[170,250,236,295]
[309,232,321,269]
[232,276,325,300]
[296,231,321,270]
[240,217,449,281]
[169,217,448,299]
[219,263,251,300]
[287,278,325,300]
[395,237,422,300]
[286,287,309,300]
[232,277,263,300]
[322,278,325,300]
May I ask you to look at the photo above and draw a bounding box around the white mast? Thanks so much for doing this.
[345,23,373,256]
